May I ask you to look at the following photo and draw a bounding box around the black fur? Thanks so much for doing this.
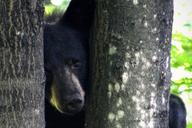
[44,0,94,127]
[169,94,186,128]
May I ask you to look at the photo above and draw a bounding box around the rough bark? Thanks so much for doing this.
[86,0,173,128]
[0,1,45,128]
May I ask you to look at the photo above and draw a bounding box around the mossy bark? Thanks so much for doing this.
[0,1,45,128]
[86,0,173,128]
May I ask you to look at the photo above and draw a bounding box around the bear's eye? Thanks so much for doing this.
[68,59,81,69]
[72,61,81,69]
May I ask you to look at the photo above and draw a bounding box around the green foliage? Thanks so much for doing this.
[171,33,192,71]
[171,31,192,128]
[44,0,70,16]
[171,78,192,94]
[171,33,192,94]
[171,1,192,127]
[188,122,192,128]
[44,0,70,23]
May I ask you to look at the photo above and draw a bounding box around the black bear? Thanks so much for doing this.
[169,94,186,128]
[44,0,94,127]
[44,0,186,128]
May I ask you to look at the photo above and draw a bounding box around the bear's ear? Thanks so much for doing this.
[58,0,94,32]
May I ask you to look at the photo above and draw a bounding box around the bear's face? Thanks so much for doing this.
[44,24,88,115]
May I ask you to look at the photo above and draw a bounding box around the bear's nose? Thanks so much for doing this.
[67,97,84,112]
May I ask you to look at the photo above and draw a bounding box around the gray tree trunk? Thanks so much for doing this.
[0,1,45,128]
[86,0,173,128]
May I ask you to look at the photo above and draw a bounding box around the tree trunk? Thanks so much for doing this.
[0,1,44,128]
[86,0,173,128]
